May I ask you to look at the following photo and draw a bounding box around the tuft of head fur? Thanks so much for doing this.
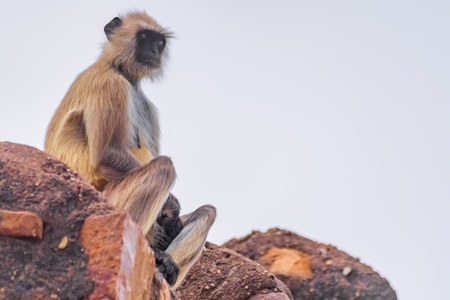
[102,11,173,81]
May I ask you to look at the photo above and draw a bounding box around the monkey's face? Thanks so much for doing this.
[104,13,171,80]
[135,30,166,69]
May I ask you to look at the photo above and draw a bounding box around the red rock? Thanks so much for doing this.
[80,212,156,300]
[249,293,291,300]
[176,242,293,300]
[150,271,178,300]
[224,228,397,300]
[259,247,312,279]
[0,209,43,239]
[0,142,174,299]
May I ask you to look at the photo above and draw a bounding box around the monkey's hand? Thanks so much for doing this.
[153,249,180,286]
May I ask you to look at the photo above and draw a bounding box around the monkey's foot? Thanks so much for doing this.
[153,249,180,286]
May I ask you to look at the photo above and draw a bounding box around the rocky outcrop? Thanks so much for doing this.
[223,228,397,300]
[0,142,397,299]
[0,142,175,300]
[176,242,293,300]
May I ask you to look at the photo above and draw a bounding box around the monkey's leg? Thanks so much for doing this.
[165,204,216,290]
[102,156,176,234]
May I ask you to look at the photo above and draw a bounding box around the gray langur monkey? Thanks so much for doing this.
[44,11,216,289]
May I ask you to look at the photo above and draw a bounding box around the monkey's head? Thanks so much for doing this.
[103,11,172,81]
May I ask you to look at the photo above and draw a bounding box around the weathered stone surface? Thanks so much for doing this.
[224,228,397,300]
[150,271,180,300]
[176,242,293,300]
[0,142,115,299]
[80,213,155,300]
[0,142,171,299]
[0,209,43,239]
[249,293,291,300]
[260,247,312,279]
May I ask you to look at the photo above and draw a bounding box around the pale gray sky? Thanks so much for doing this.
[1,1,449,299]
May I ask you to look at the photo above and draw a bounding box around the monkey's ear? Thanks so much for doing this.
[104,17,122,41]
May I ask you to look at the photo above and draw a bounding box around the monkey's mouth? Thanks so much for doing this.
[141,58,161,69]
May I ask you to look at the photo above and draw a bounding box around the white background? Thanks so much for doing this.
[1,1,449,299]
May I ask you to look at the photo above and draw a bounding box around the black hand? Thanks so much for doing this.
[153,248,180,286]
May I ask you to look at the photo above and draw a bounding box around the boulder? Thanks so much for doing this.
[176,242,292,300]
[224,228,397,300]
[0,142,175,300]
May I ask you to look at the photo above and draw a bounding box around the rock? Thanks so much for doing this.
[249,293,291,300]
[176,242,293,300]
[223,228,397,300]
[80,212,155,300]
[0,209,43,239]
[0,141,398,300]
[151,271,180,300]
[0,142,172,299]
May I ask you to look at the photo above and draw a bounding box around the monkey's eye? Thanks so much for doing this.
[141,33,147,39]
[157,40,164,47]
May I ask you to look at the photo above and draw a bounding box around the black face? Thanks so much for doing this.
[135,29,166,68]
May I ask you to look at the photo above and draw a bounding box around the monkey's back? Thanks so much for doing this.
[45,62,137,190]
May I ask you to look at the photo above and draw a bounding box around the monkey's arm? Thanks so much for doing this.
[145,195,183,285]
[97,147,139,181]
[84,81,140,181]
[156,194,184,250]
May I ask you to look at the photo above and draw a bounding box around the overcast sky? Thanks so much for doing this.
[1,1,449,299]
